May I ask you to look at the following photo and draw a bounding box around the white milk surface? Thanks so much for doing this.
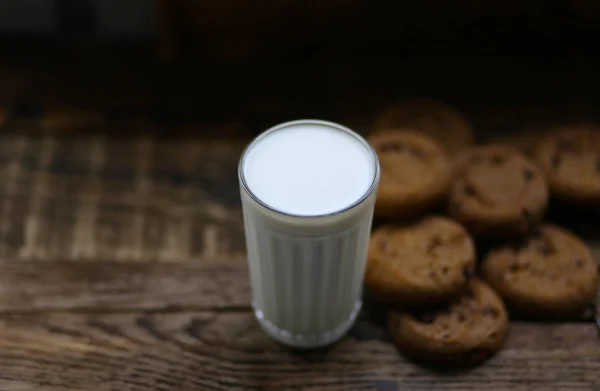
[242,123,375,216]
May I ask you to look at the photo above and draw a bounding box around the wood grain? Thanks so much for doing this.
[0,312,596,390]
[0,260,249,312]
[0,135,246,262]
[0,72,598,389]
[0,258,595,324]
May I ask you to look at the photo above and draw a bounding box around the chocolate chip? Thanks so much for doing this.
[521,208,533,221]
[429,270,437,278]
[428,236,443,252]
[557,138,574,151]
[413,312,436,324]
[379,240,394,253]
[380,142,406,153]
[509,263,520,272]
[482,307,500,318]
[551,153,561,169]
[409,147,426,158]
[441,332,451,340]
[464,184,476,196]
[575,259,585,269]
[441,266,449,275]
[535,242,552,256]
[458,313,467,322]
[523,169,535,182]
[490,155,505,165]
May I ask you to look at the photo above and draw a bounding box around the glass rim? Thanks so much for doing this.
[238,119,381,219]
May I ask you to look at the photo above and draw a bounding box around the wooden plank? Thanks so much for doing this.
[0,259,596,324]
[0,260,249,312]
[0,135,246,262]
[0,312,596,390]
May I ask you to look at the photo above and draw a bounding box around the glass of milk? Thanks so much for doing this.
[238,119,380,348]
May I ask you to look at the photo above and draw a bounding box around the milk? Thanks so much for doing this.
[239,119,380,348]
[243,123,375,216]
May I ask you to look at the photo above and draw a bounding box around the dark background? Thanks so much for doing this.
[1,0,599,138]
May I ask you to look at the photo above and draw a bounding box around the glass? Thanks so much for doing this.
[238,119,380,348]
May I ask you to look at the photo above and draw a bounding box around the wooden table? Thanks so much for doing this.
[0,56,599,390]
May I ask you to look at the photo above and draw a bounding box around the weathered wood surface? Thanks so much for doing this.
[0,135,247,263]
[0,132,595,390]
[0,313,597,391]
[0,62,599,389]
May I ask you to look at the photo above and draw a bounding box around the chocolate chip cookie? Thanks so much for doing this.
[388,279,508,366]
[532,124,600,204]
[368,131,451,219]
[372,99,474,155]
[481,224,599,318]
[448,145,549,237]
[366,216,476,305]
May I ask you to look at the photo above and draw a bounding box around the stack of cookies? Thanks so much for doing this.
[365,99,600,367]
